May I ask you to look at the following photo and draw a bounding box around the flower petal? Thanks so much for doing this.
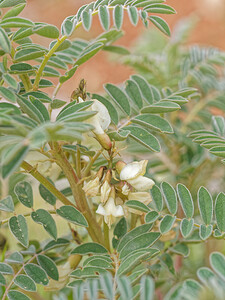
[127,176,155,191]
[120,160,148,181]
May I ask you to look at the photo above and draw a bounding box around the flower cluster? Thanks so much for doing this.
[82,160,155,227]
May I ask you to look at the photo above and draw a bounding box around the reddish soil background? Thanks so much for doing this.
[20,0,225,100]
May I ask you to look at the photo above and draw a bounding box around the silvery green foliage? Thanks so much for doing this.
[0,1,224,300]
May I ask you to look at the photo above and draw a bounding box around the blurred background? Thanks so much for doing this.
[20,0,225,100]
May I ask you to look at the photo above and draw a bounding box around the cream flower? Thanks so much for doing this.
[82,177,100,197]
[96,197,124,227]
[119,160,155,191]
[100,181,111,204]
[122,183,130,195]
[25,151,61,181]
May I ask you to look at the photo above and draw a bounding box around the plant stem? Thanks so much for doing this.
[32,36,67,91]
[82,148,103,177]
[19,74,32,92]
[76,146,81,179]
[104,220,110,251]
[52,143,104,245]
[21,160,74,207]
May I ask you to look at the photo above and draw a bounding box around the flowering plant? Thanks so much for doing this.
[0,1,225,300]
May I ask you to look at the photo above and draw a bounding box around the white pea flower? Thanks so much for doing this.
[96,197,124,228]
[78,97,112,150]
[119,160,155,191]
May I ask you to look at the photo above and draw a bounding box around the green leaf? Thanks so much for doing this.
[0,86,16,102]
[131,74,153,104]
[24,263,49,286]
[145,210,159,223]
[132,114,173,134]
[0,195,14,212]
[0,273,6,286]
[113,5,124,30]
[59,65,78,84]
[9,214,28,247]
[161,182,177,215]
[2,74,18,89]
[12,27,33,41]
[140,276,155,300]
[99,5,110,30]
[151,185,163,211]
[23,91,52,103]
[124,125,160,152]
[83,255,112,267]
[199,224,213,240]
[5,252,23,264]
[100,273,113,300]
[125,79,143,109]
[57,100,93,120]
[118,248,159,276]
[144,4,176,14]
[0,27,11,53]
[86,279,98,300]
[160,215,176,234]
[0,17,34,28]
[113,217,127,248]
[37,255,59,281]
[71,242,108,255]
[127,6,139,26]
[160,253,175,275]
[125,200,150,213]
[39,182,56,206]
[8,291,31,300]
[14,275,37,292]
[149,16,170,36]
[2,3,26,19]
[29,96,50,122]
[70,266,107,278]
[141,101,180,114]
[75,42,104,66]
[31,209,57,240]
[104,83,130,115]
[51,99,67,109]
[33,24,59,38]
[56,205,88,227]
[117,223,153,252]
[210,252,225,282]
[1,143,29,178]
[197,187,213,225]
[17,95,44,123]
[15,181,33,208]
[170,243,190,257]
[117,277,133,300]
[10,62,33,73]
[197,267,219,287]
[15,48,45,61]
[43,238,69,251]
[177,184,194,218]
[103,45,129,55]
[0,0,26,8]
[215,193,225,232]
[86,258,112,269]
[92,94,118,125]
[61,16,76,36]
[82,10,92,31]
[180,218,194,238]
[0,263,13,274]
[119,232,160,259]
